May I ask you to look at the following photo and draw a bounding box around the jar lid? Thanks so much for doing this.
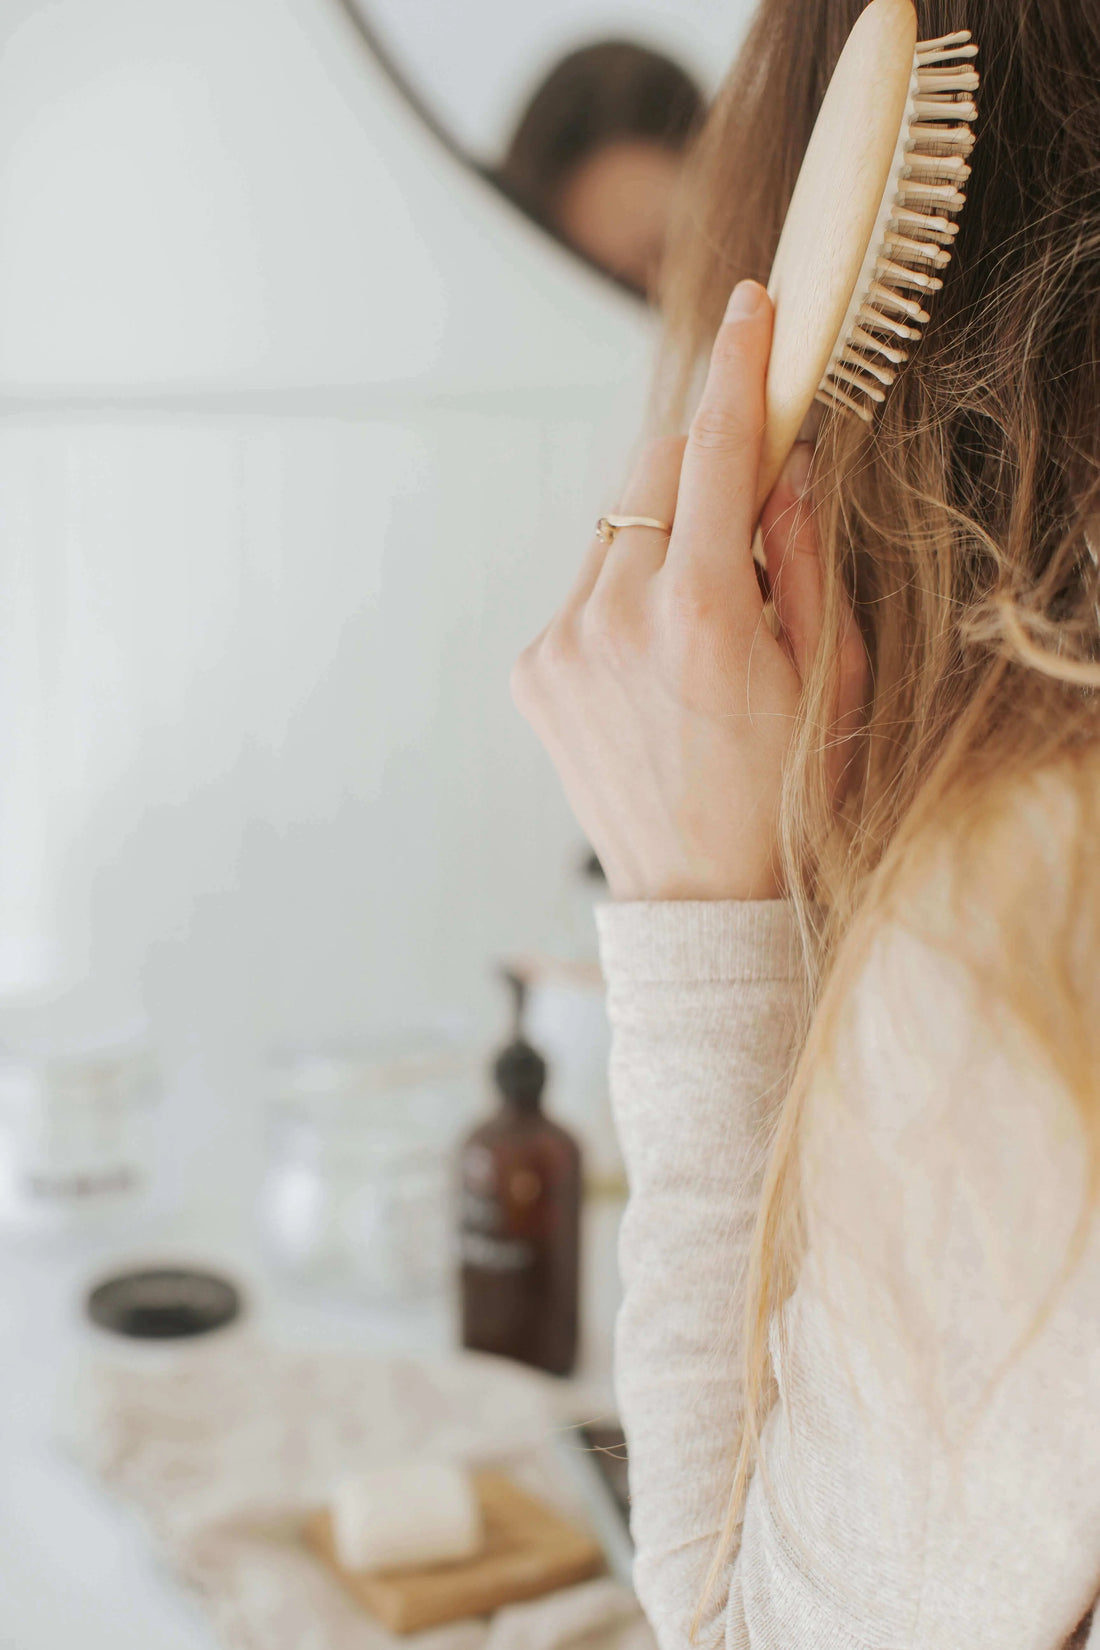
[85,1266,244,1341]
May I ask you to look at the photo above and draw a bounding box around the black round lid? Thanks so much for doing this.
[85,1266,244,1341]
[494,967,547,1111]
[494,1036,547,1111]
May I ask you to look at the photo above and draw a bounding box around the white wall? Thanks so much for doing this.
[0,0,660,1127]
[355,0,754,159]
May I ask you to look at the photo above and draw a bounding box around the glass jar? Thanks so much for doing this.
[260,1036,476,1304]
[0,988,159,1236]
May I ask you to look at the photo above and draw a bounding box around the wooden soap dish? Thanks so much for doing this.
[303,1470,606,1634]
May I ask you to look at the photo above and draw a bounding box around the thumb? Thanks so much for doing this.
[760,443,822,681]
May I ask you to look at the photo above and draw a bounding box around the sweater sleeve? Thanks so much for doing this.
[595,899,806,1646]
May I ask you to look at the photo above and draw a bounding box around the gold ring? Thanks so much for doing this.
[595,514,673,544]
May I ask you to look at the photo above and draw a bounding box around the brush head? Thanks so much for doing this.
[756,0,979,510]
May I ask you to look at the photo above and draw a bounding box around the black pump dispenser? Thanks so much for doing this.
[493,970,546,1115]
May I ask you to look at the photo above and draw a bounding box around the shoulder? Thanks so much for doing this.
[801,753,1100,1365]
[778,766,1100,1631]
[887,748,1100,947]
[933,747,1100,921]
[836,748,1100,1088]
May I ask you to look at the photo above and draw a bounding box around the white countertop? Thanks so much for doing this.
[0,1177,622,1649]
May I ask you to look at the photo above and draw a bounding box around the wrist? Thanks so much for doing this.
[606,860,782,904]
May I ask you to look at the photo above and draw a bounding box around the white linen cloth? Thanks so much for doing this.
[63,1338,653,1650]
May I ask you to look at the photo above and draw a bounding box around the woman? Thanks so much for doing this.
[495,40,704,296]
[512,1,1100,1646]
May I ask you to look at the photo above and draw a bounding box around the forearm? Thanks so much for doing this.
[597,900,805,1644]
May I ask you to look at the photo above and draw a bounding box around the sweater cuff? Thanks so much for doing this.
[595,899,801,985]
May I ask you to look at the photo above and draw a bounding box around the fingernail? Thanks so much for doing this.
[782,442,814,496]
[724,280,767,321]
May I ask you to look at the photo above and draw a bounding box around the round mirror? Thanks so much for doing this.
[336,0,754,298]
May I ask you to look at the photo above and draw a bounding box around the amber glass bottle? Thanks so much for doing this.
[459,973,581,1377]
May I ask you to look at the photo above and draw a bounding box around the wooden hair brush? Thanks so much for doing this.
[754,0,979,510]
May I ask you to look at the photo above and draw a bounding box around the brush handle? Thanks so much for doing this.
[754,0,918,515]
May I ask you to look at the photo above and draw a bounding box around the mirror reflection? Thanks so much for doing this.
[496,41,703,296]
[341,0,749,292]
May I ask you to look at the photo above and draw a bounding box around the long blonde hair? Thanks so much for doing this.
[657,0,1100,1617]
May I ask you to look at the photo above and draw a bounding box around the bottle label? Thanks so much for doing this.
[460,1189,500,1229]
[459,1231,535,1272]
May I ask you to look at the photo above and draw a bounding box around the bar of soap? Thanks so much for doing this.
[331,1460,483,1573]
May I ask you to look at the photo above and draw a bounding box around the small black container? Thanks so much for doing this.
[85,1266,244,1342]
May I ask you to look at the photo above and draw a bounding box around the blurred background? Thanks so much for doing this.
[0,1,754,1645]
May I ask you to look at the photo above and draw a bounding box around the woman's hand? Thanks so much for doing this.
[510,280,869,904]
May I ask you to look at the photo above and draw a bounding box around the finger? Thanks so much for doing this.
[760,442,870,720]
[617,433,685,543]
[560,531,614,618]
[559,436,684,619]
[667,280,773,605]
[594,435,685,599]
[760,443,823,680]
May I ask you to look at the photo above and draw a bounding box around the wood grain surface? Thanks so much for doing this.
[303,1470,606,1634]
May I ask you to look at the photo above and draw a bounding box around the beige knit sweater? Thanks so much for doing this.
[597,891,1100,1650]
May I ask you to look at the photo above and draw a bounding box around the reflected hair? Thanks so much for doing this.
[657,0,1100,1631]
[496,40,704,232]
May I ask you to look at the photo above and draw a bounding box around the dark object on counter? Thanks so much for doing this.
[555,1421,633,1587]
[459,972,581,1376]
[576,1422,630,1525]
[85,1265,243,1340]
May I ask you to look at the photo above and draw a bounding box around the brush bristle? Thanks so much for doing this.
[816,31,979,423]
